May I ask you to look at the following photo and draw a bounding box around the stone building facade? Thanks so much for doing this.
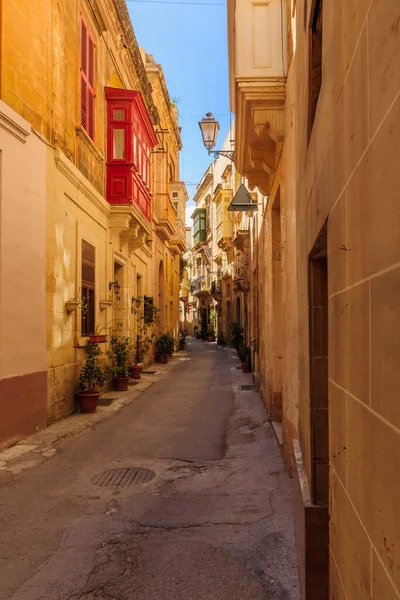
[186,129,264,350]
[227,0,400,598]
[0,0,186,445]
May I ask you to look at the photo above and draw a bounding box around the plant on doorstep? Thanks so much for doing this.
[108,329,131,390]
[130,297,160,378]
[179,331,187,350]
[77,343,107,413]
[238,345,251,373]
[230,322,244,351]
[155,333,175,363]
[207,326,215,342]
[217,331,226,345]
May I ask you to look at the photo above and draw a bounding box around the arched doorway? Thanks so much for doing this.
[158,260,165,330]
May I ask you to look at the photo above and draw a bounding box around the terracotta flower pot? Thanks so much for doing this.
[241,362,251,373]
[77,392,101,413]
[208,336,213,342]
[130,365,142,379]
[157,354,167,364]
[114,376,129,391]
[89,334,108,344]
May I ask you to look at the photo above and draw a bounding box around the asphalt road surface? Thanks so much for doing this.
[0,340,300,600]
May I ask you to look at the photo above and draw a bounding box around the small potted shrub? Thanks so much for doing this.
[179,331,187,350]
[77,343,107,413]
[166,333,175,357]
[207,326,215,342]
[217,331,226,345]
[130,330,153,379]
[155,333,170,363]
[109,331,130,390]
[156,333,175,362]
[230,322,244,353]
[240,346,251,373]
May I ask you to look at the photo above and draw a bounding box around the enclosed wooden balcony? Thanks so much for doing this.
[227,0,287,195]
[154,192,176,241]
[191,208,207,249]
[214,187,234,249]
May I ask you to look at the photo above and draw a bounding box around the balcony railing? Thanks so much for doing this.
[211,279,222,298]
[190,275,204,294]
[234,253,250,292]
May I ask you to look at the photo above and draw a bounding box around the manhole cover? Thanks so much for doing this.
[141,370,157,374]
[98,397,117,407]
[241,384,256,391]
[92,467,155,488]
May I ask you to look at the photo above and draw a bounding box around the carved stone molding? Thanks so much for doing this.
[0,100,30,143]
[253,108,285,142]
[109,216,131,236]
[235,78,286,195]
[109,205,152,256]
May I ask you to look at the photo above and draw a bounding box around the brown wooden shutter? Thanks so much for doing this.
[80,17,95,141]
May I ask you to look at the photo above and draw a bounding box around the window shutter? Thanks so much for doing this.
[81,20,87,74]
[88,37,94,86]
[81,77,87,130]
[88,91,95,140]
[80,17,95,141]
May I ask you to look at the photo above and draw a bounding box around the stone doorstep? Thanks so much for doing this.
[272,421,284,447]
[0,358,174,471]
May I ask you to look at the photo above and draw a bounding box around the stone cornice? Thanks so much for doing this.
[112,0,157,124]
[193,172,214,204]
[0,101,30,143]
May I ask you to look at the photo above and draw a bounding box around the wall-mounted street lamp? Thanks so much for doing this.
[109,280,121,300]
[227,183,258,214]
[198,113,235,162]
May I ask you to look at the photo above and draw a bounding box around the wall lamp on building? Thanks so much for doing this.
[227,183,258,215]
[109,280,121,300]
[198,113,235,161]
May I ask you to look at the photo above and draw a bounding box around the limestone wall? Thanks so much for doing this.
[0,102,47,447]
[293,1,400,596]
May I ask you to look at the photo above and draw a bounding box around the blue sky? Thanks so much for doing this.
[127,0,230,221]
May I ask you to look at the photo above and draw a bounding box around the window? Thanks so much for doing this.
[105,88,157,220]
[113,129,125,159]
[308,0,323,141]
[81,241,95,336]
[80,17,96,140]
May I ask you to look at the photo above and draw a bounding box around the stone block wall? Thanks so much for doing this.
[293,1,400,597]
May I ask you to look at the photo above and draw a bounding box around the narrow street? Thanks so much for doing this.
[0,341,300,600]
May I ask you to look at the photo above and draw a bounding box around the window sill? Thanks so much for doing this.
[74,336,89,348]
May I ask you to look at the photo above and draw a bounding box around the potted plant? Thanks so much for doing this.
[207,326,215,342]
[240,346,251,373]
[65,293,87,315]
[108,330,130,390]
[179,331,187,350]
[130,330,154,379]
[88,326,108,344]
[156,333,174,363]
[217,331,226,345]
[130,297,160,378]
[230,322,244,353]
[77,343,107,413]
